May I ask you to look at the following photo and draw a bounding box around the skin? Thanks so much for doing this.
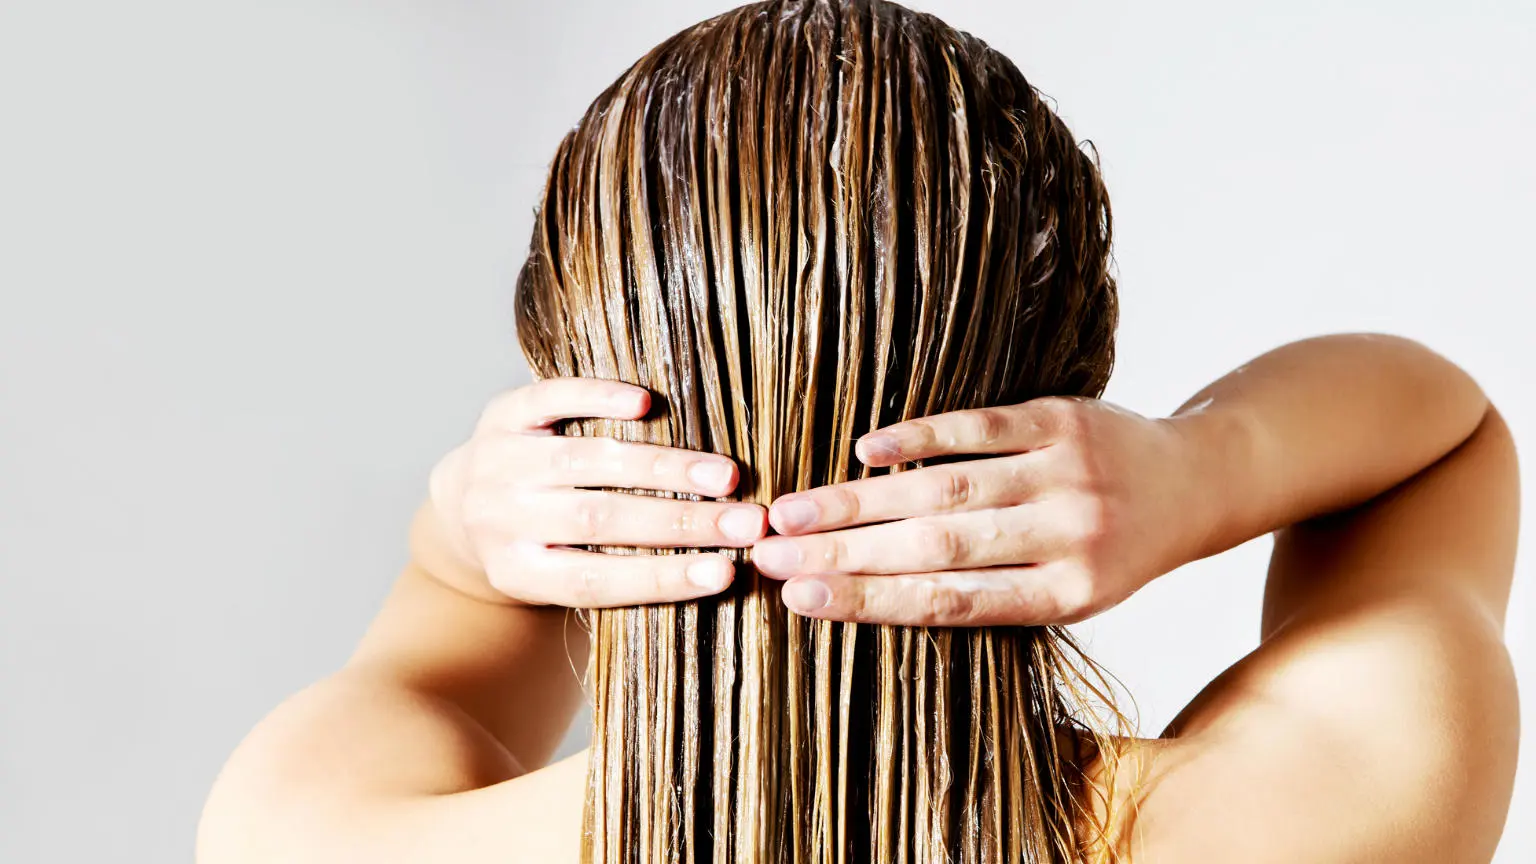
[197,333,1520,863]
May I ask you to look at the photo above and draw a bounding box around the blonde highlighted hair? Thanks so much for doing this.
[516,1,1124,860]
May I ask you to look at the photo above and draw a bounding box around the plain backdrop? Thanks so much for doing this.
[1,0,1532,861]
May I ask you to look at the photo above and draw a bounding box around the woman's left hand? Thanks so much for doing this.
[751,397,1217,626]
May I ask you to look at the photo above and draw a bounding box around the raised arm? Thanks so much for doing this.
[196,379,768,863]
[753,332,1519,862]
[1149,339,1519,863]
[1168,333,1507,620]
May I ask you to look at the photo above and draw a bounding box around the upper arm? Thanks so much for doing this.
[198,524,594,863]
[1260,404,1519,636]
[196,664,589,863]
[1130,407,1520,863]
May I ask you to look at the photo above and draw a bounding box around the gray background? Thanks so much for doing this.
[1,0,1532,861]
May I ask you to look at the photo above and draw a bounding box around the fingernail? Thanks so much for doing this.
[773,496,820,533]
[856,433,900,464]
[782,579,831,613]
[688,460,734,495]
[752,539,802,574]
[687,557,733,591]
[718,506,766,542]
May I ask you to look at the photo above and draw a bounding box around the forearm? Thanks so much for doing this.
[1170,333,1488,560]
[409,498,519,605]
[392,500,591,765]
[351,552,590,772]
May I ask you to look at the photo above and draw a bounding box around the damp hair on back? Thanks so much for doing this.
[514,1,1126,860]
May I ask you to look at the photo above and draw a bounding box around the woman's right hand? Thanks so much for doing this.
[415,378,767,607]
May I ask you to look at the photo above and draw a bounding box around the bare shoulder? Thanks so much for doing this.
[196,659,588,864]
[196,669,506,862]
[1112,408,1520,863]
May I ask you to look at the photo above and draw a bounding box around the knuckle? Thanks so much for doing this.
[930,469,973,510]
[842,581,870,621]
[827,486,863,523]
[568,497,609,542]
[924,586,975,625]
[566,564,600,606]
[545,437,578,476]
[1041,396,1087,437]
[976,507,1011,546]
[595,436,625,462]
[904,418,939,449]
[916,523,966,568]
[673,502,706,538]
[969,408,1010,445]
[649,449,680,482]
[820,535,852,572]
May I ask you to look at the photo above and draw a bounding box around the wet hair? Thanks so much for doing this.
[515,0,1122,860]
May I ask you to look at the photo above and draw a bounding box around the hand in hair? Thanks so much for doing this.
[415,377,767,608]
[751,397,1207,626]
[753,333,1504,634]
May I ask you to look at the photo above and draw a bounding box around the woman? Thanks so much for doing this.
[197,1,1519,861]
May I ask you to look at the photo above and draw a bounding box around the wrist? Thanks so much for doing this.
[408,501,525,606]
[1165,402,1267,564]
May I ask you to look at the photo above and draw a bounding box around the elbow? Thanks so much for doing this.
[1345,331,1490,451]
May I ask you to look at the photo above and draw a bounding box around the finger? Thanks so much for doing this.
[752,505,1067,577]
[479,378,651,434]
[528,489,768,547]
[768,455,1044,534]
[780,562,1091,626]
[489,544,736,607]
[510,436,741,498]
[855,398,1082,466]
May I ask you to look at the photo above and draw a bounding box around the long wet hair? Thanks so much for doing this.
[515,1,1122,861]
